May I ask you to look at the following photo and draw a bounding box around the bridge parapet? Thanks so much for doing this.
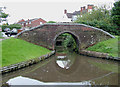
[17,23,115,51]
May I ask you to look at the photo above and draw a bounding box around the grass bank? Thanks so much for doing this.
[87,36,118,57]
[0,31,3,39]
[1,38,51,67]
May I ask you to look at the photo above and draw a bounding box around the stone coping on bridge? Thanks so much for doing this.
[16,23,115,38]
[79,50,120,61]
[0,51,55,74]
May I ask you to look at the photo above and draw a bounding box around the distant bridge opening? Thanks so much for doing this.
[55,32,79,53]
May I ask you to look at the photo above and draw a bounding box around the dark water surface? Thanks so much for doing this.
[2,52,119,85]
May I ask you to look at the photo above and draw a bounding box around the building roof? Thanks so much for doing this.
[17,18,44,24]
[72,11,80,15]
[66,4,94,19]
[66,11,80,18]
[17,19,25,23]
[66,13,72,18]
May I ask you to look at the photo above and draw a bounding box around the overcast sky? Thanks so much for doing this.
[0,0,115,24]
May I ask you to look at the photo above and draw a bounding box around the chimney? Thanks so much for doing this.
[83,6,86,10]
[87,4,94,9]
[81,7,83,12]
[28,19,29,23]
[64,9,67,14]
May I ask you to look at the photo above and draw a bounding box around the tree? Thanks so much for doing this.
[75,6,110,24]
[0,12,9,18]
[111,0,120,28]
[1,24,22,31]
[9,24,22,29]
[0,7,9,23]
[75,6,119,35]
[0,7,21,31]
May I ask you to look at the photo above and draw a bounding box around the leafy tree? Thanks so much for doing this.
[9,24,22,29]
[75,6,119,35]
[62,33,78,52]
[0,7,9,23]
[111,0,120,29]
[0,7,21,31]
[1,24,22,31]
[0,12,8,18]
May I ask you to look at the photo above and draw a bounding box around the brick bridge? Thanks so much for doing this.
[17,23,114,52]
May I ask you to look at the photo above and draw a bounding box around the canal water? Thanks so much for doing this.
[2,51,119,86]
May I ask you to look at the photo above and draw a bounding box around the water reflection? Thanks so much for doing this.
[56,52,74,69]
[2,51,119,85]
[6,76,92,85]
[56,60,71,69]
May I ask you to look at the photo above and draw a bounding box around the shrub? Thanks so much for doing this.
[75,6,120,35]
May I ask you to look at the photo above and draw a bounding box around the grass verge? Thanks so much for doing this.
[1,38,51,67]
[0,31,3,39]
[87,36,118,57]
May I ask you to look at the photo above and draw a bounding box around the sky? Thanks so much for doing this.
[0,0,115,24]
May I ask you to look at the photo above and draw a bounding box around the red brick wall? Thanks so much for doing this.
[20,18,46,28]
[30,18,46,27]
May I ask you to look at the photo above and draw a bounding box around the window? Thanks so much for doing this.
[29,22,31,24]
[40,22,43,25]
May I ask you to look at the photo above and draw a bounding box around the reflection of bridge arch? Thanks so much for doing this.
[54,54,79,75]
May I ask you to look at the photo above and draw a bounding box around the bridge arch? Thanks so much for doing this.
[53,31,80,51]
[17,23,114,51]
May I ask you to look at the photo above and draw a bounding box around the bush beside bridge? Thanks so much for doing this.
[75,5,120,35]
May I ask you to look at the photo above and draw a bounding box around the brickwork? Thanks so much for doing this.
[17,23,114,52]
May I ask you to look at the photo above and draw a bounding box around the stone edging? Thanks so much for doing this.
[0,51,55,74]
[79,50,120,61]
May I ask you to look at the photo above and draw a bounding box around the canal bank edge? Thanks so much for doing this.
[79,50,120,61]
[1,49,119,74]
[0,51,55,74]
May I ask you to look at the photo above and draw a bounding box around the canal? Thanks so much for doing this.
[2,51,119,86]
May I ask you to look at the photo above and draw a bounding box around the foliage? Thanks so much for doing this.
[0,7,9,24]
[75,6,120,35]
[87,36,118,57]
[62,33,78,52]
[111,0,120,29]
[1,38,51,67]
[9,24,22,29]
[47,21,56,23]
[0,31,3,38]
[77,7,109,21]
[0,12,9,18]
[1,24,22,31]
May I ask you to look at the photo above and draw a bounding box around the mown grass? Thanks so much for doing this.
[1,38,51,67]
[87,36,118,57]
[0,31,3,39]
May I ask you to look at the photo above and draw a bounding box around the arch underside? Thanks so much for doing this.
[53,31,80,51]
